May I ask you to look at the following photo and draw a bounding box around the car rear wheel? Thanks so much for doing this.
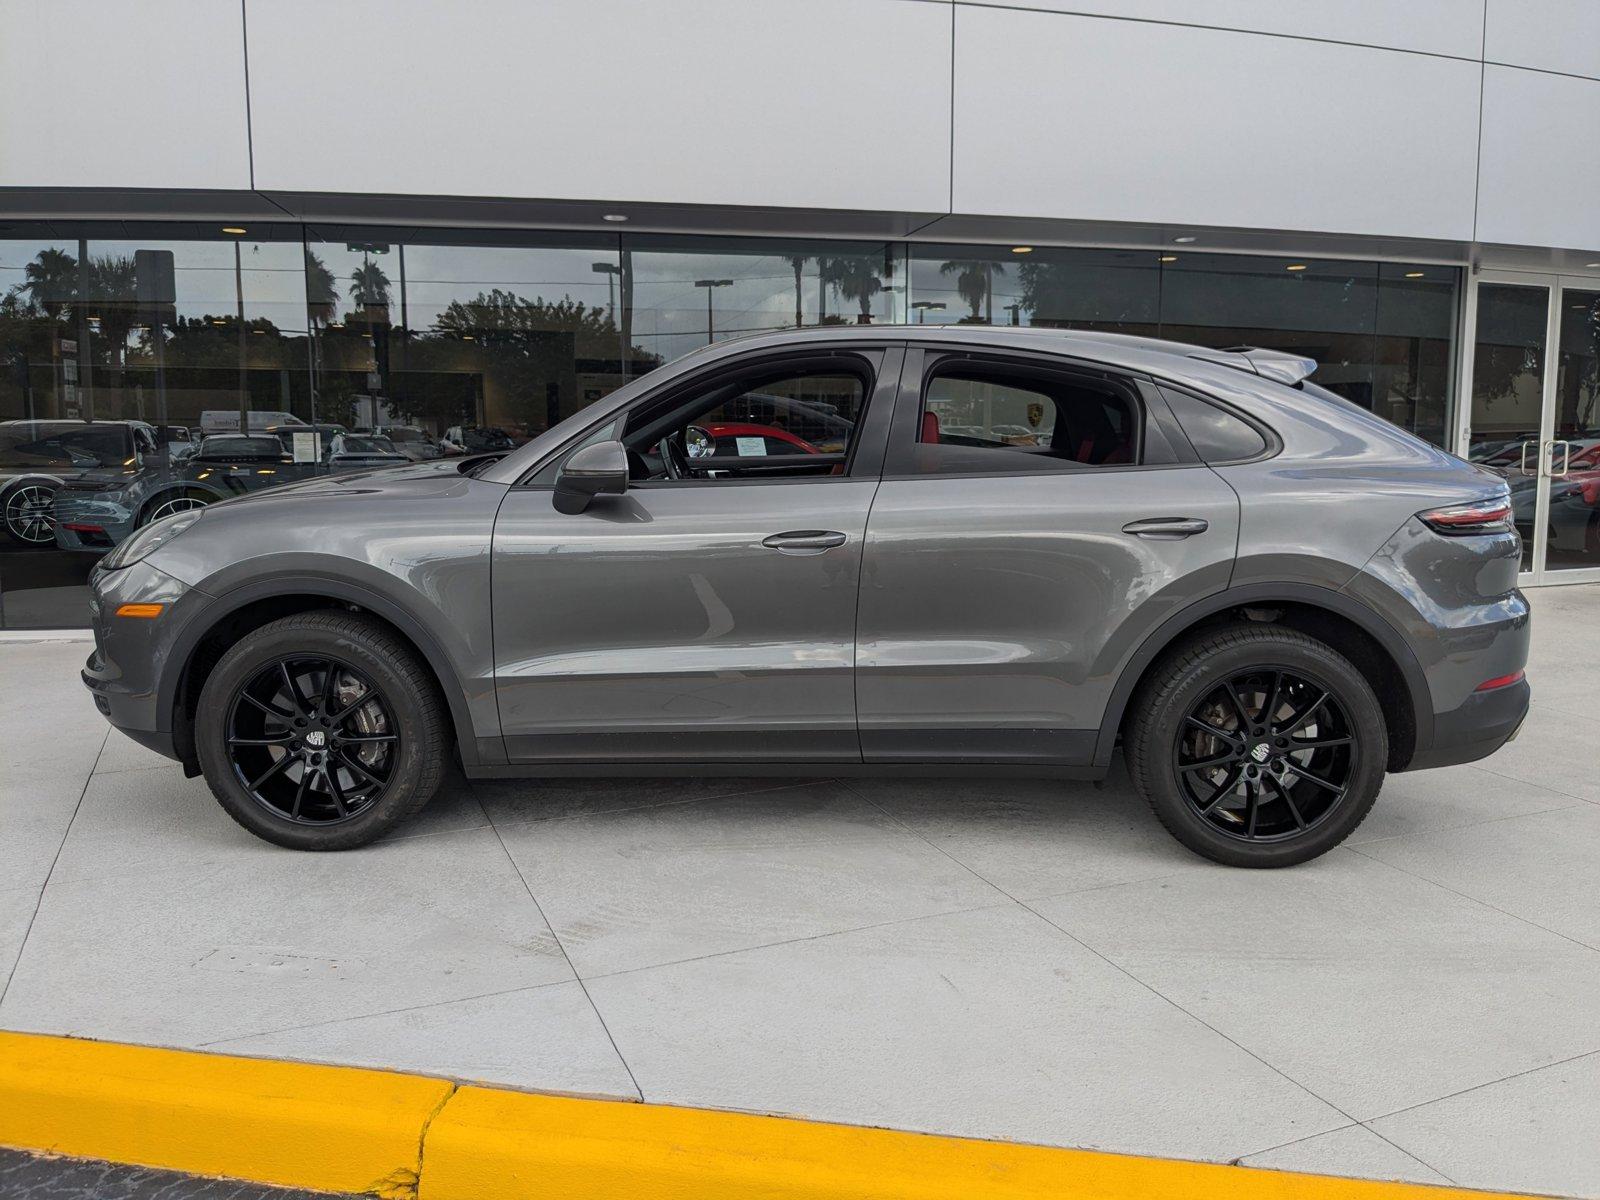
[143,490,210,525]
[1124,625,1386,867]
[4,482,57,545]
[196,612,448,850]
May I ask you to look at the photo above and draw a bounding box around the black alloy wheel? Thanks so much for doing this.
[1175,668,1356,842]
[1124,624,1387,867]
[225,656,398,825]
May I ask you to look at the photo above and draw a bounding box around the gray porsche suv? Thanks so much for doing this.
[80,326,1529,867]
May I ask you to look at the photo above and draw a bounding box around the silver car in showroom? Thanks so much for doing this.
[79,326,1529,866]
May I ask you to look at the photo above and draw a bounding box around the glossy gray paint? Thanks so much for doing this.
[81,324,1530,780]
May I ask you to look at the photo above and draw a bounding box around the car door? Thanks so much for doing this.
[856,346,1241,765]
[491,345,902,763]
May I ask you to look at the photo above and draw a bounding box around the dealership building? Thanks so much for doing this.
[2,0,1598,627]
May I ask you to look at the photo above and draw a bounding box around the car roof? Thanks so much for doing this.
[685,324,1317,389]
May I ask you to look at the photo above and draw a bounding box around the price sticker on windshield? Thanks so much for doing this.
[735,436,767,457]
[292,431,321,463]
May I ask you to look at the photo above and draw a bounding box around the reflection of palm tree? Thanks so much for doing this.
[940,259,1003,323]
[782,254,807,327]
[21,248,78,318]
[349,261,392,311]
[306,250,338,327]
[88,255,139,369]
[821,255,881,324]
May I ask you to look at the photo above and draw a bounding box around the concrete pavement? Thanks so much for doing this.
[2,585,1597,1198]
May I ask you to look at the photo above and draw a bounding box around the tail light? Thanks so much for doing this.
[1419,499,1513,536]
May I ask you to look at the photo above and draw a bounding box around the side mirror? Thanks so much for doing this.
[553,439,628,514]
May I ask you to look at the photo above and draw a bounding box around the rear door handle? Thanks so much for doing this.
[1121,517,1209,539]
[762,530,847,553]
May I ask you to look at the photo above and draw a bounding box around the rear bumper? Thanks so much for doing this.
[1401,677,1529,772]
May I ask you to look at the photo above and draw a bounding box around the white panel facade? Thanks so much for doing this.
[245,0,952,214]
[1476,65,1600,249]
[0,0,251,190]
[1485,0,1600,78]
[949,7,1482,240]
[968,0,1486,60]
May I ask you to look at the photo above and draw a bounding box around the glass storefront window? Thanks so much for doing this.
[907,247,1458,446]
[628,237,901,365]
[0,223,1467,628]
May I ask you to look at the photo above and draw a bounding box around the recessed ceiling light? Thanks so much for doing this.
[221,226,247,235]
[1286,263,1309,272]
[1173,236,1197,244]
[602,214,628,223]
[1011,245,1033,255]
[1404,271,1425,278]
[1159,255,1178,263]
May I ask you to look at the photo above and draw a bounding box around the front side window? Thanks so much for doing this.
[621,365,867,482]
[912,363,1143,474]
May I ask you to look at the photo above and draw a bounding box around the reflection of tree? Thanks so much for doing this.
[20,248,78,318]
[305,251,338,327]
[820,255,881,324]
[940,258,1002,323]
[783,254,807,328]
[407,289,656,433]
[87,255,139,370]
[349,261,392,312]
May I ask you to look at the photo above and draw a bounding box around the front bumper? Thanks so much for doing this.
[80,557,211,764]
[53,490,137,551]
[1402,677,1530,772]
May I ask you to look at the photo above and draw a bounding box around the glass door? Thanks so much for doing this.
[1462,274,1555,578]
[1543,281,1600,577]
[1463,272,1600,583]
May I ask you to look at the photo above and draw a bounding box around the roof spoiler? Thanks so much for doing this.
[1208,345,1318,387]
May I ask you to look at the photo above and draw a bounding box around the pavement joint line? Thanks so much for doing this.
[1344,800,1587,849]
[1459,762,1600,808]
[1345,845,1600,956]
[1358,1046,1600,1128]
[1233,1121,1458,1187]
[0,729,108,1013]
[0,1030,1556,1200]
[841,781,1365,1142]
[481,795,646,1104]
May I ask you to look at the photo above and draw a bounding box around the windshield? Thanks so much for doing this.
[197,436,285,462]
[339,436,399,454]
[385,428,423,443]
[0,422,134,468]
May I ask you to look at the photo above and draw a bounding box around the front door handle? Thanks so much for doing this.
[762,530,847,553]
[1121,517,1209,539]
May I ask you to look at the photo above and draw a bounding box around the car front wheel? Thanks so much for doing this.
[4,482,57,545]
[196,611,448,850]
[1124,625,1386,868]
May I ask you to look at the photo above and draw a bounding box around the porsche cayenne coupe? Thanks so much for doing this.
[80,326,1530,866]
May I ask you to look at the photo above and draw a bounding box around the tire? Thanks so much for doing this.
[141,489,211,526]
[1124,624,1386,868]
[196,611,449,850]
[4,481,57,546]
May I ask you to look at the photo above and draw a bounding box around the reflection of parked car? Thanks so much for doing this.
[329,433,410,469]
[365,426,441,462]
[54,434,300,551]
[441,425,516,455]
[0,419,159,546]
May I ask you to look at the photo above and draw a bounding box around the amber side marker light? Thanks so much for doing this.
[1475,670,1526,692]
[114,603,165,619]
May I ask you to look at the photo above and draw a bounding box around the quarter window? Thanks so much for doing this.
[1160,387,1268,463]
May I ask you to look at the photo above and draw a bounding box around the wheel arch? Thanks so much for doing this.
[162,576,490,770]
[1095,582,1432,772]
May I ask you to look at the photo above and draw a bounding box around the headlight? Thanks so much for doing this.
[101,510,203,570]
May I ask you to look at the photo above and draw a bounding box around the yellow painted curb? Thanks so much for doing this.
[0,1031,1547,1200]
[0,1031,452,1196]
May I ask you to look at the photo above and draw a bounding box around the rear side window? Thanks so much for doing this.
[910,361,1149,475]
[1160,387,1269,463]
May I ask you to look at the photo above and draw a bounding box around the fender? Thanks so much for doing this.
[1091,580,1434,768]
[159,573,500,768]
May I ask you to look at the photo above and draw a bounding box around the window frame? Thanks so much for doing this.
[516,345,901,490]
[882,346,1194,480]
